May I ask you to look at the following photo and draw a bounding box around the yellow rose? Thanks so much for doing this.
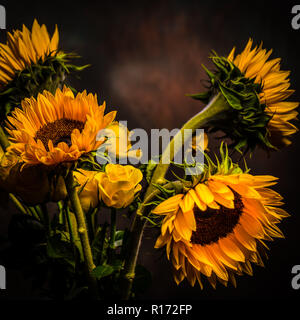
[96,164,143,209]
[74,169,99,212]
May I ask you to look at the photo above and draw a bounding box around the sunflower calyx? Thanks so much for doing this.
[189,52,274,152]
[77,151,105,172]
[0,52,89,119]
[189,143,244,188]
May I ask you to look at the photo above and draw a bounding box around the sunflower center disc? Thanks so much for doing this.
[35,118,85,150]
[191,191,244,246]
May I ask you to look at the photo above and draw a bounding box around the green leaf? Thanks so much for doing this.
[202,64,215,80]
[218,82,243,110]
[114,230,124,247]
[111,259,123,272]
[186,91,211,102]
[92,264,114,279]
[92,223,109,265]
[47,233,76,269]
[132,265,152,295]
[145,160,157,184]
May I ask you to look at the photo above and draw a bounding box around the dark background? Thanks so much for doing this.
[0,0,300,300]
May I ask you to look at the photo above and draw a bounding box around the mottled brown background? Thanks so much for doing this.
[0,0,300,300]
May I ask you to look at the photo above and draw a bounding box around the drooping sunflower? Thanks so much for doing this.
[228,39,298,148]
[189,38,298,150]
[0,19,85,117]
[6,86,116,166]
[152,151,289,288]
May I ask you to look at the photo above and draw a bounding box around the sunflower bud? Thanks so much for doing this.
[0,151,67,204]
[96,164,143,209]
[0,152,50,204]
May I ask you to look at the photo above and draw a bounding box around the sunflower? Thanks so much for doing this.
[152,158,289,288]
[5,86,116,166]
[228,39,298,148]
[0,19,59,88]
[0,20,85,118]
[189,39,298,150]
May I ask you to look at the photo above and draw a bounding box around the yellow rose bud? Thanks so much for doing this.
[96,164,143,209]
[106,122,142,159]
[74,169,99,212]
[191,132,208,152]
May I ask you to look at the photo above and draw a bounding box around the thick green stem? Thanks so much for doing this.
[121,93,228,300]
[145,93,227,199]
[65,206,76,246]
[64,169,98,298]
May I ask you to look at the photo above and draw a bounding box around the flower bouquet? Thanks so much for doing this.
[0,20,297,300]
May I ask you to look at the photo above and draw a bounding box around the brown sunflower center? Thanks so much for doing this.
[191,191,244,246]
[35,118,85,150]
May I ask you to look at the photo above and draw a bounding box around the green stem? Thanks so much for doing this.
[120,93,228,300]
[9,193,27,215]
[120,181,183,300]
[120,214,144,300]
[0,126,9,151]
[65,206,76,246]
[29,206,41,221]
[57,201,65,225]
[98,222,108,265]
[64,169,98,298]
[108,208,117,263]
[144,92,227,199]
[40,204,51,235]
[86,208,97,243]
